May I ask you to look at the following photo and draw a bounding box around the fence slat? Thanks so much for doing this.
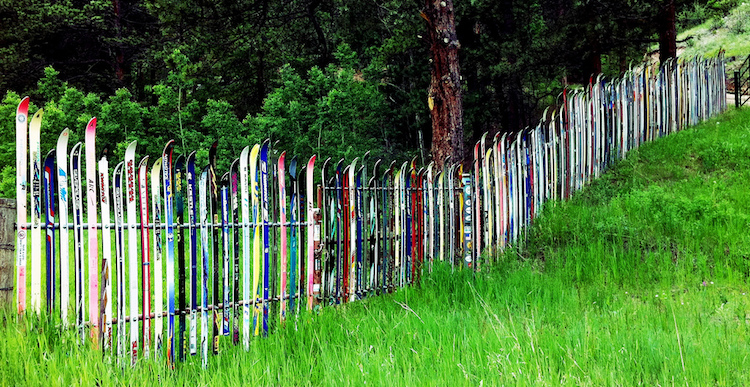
[0,199,15,308]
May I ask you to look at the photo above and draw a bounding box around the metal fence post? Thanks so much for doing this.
[735,71,740,109]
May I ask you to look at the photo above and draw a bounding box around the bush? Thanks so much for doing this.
[678,1,712,29]
[725,2,750,34]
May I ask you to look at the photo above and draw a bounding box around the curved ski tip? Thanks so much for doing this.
[17,96,30,114]
[113,161,124,175]
[151,157,162,173]
[45,148,56,160]
[58,128,70,143]
[373,159,382,175]
[162,139,175,153]
[87,117,97,131]
[280,151,287,162]
[307,154,316,166]
[336,158,344,169]
[187,150,197,162]
[32,109,44,121]
[138,155,150,169]
[71,141,83,154]
[249,143,260,159]
[127,139,137,150]
[240,146,250,159]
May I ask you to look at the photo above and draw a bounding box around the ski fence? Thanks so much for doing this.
[11,54,726,367]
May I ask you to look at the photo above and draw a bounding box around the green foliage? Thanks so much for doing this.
[724,2,750,34]
[708,0,741,15]
[97,88,148,161]
[0,0,156,95]
[247,44,389,165]
[36,67,65,102]
[203,99,247,171]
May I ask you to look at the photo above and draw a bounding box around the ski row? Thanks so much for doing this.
[14,54,726,368]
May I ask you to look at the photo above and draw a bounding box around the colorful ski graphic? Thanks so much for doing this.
[56,128,70,326]
[85,118,98,338]
[29,109,42,314]
[137,156,151,359]
[43,150,55,315]
[99,150,113,352]
[161,140,176,366]
[124,141,138,365]
[15,96,29,315]
[150,157,163,358]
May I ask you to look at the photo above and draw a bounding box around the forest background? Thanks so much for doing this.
[0,0,746,196]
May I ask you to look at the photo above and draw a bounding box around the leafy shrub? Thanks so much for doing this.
[724,2,750,34]
[679,1,712,29]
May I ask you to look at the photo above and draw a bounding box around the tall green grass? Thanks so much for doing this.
[2,108,750,385]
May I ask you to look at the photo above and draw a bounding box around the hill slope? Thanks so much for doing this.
[2,108,750,385]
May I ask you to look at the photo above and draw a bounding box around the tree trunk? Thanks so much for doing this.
[424,0,464,171]
[658,0,677,64]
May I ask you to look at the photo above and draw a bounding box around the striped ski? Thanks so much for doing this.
[29,109,43,314]
[161,140,176,366]
[187,152,198,356]
[99,150,113,352]
[70,142,84,342]
[229,159,241,345]
[137,156,151,359]
[112,162,126,362]
[249,144,261,336]
[239,146,251,349]
[43,150,55,315]
[208,142,220,354]
[259,141,270,335]
[56,128,70,326]
[150,157,163,358]
[175,155,186,361]
[124,141,138,365]
[85,118,98,338]
[278,152,287,322]
[15,96,29,315]
[198,166,210,368]
[306,155,316,309]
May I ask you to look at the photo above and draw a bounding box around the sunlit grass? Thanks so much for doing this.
[2,108,750,385]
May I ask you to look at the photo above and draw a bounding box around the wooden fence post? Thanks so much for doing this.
[0,199,15,308]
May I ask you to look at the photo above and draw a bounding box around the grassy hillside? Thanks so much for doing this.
[678,3,750,66]
[1,108,750,385]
